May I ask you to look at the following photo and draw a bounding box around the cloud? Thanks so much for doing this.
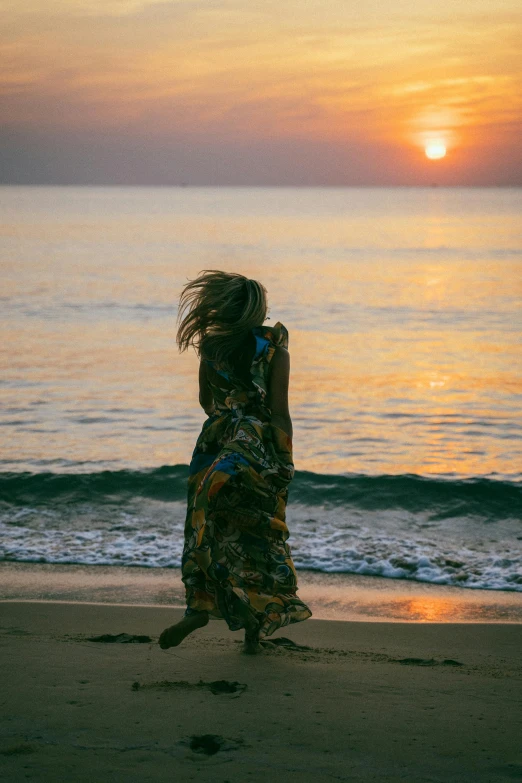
[0,0,520,184]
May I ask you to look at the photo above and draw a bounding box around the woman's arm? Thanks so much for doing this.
[198,359,215,416]
[267,346,293,439]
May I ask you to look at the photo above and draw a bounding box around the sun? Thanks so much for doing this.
[425,141,447,160]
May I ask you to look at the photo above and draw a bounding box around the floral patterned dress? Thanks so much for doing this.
[181,321,312,639]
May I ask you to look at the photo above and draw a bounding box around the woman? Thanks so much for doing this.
[159,270,311,654]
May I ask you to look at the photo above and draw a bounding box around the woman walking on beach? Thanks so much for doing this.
[159,270,311,654]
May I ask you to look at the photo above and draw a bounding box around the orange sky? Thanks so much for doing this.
[1,0,521,185]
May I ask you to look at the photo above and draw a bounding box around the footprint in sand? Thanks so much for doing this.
[261,637,312,651]
[0,744,35,757]
[131,679,247,697]
[187,734,240,756]
[396,657,464,667]
[87,633,152,644]
[189,735,224,755]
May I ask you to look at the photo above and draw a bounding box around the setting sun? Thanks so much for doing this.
[425,141,447,160]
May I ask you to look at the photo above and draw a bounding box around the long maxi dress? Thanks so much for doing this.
[181,321,312,639]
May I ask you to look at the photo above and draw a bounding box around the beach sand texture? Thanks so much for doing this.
[1,602,521,782]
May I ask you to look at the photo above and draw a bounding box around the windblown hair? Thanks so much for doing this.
[177,270,268,370]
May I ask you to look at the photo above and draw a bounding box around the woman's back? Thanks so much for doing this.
[201,322,290,424]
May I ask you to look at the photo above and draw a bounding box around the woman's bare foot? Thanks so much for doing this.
[158,611,209,650]
[242,629,261,655]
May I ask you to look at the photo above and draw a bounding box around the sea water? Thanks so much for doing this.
[1,186,521,591]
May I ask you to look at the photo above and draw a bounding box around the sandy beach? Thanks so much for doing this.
[1,599,521,782]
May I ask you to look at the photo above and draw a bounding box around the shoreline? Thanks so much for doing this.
[1,560,521,623]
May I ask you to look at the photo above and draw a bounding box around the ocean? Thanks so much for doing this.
[1,186,521,594]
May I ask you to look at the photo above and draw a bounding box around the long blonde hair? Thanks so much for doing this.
[177,270,268,370]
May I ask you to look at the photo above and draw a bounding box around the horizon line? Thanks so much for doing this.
[0,183,520,189]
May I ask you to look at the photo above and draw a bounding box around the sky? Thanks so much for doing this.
[1,0,521,186]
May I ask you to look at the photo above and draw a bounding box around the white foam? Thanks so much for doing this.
[0,500,520,592]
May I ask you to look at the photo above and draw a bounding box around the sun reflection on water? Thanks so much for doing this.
[402,598,455,622]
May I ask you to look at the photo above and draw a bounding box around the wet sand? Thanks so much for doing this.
[1,601,521,782]
[2,561,522,623]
